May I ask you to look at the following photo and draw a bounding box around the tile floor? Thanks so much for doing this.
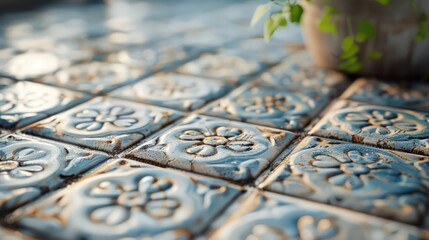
[0,0,428,239]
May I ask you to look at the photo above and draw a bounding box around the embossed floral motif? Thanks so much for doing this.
[0,91,53,112]
[304,150,403,190]
[73,106,138,131]
[146,80,195,97]
[344,110,418,135]
[0,148,47,179]
[178,127,255,157]
[235,95,292,114]
[89,176,180,225]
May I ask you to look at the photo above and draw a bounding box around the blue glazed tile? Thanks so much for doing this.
[261,136,429,225]
[176,53,264,84]
[36,62,146,94]
[0,81,89,129]
[219,38,292,64]
[113,73,233,111]
[0,134,108,212]
[9,158,241,240]
[342,78,429,112]
[23,97,182,153]
[309,100,429,155]
[127,115,295,182]
[202,85,330,131]
[209,191,424,240]
[257,51,348,96]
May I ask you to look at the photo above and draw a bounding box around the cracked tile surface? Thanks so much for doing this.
[113,73,233,111]
[203,85,330,131]
[261,136,429,225]
[127,115,295,182]
[23,97,182,153]
[209,191,424,240]
[8,158,241,240]
[0,81,90,129]
[0,134,108,213]
[310,100,429,155]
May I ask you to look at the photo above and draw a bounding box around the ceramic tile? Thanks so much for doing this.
[113,73,233,111]
[261,136,429,225]
[309,100,429,155]
[258,52,348,96]
[209,191,424,240]
[104,41,204,71]
[23,97,182,153]
[219,38,292,64]
[0,134,108,212]
[342,78,429,112]
[35,62,146,94]
[0,81,89,129]
[0,51,61,80]
[127,115,295,182]
[9,158,241,240]
[176,53,264,84]
[203,85,330,131]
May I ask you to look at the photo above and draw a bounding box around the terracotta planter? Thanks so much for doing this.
[301,0,429,79]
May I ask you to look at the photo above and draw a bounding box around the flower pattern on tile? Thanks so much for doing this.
[178,127,255,157]
[0,91,58,113]
[204,86,327,130]
[262,137,429,224]
[73,106,138,132]
[89,176,180,225]
[310,101,429,155]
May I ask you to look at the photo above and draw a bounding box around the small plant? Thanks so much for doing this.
[252,0,428,73]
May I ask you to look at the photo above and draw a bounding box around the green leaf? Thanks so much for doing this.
[264,18,276,41]
[318,6,338,33]
[368,50,383,59]
[415,13,427,41]
[356,20,376,43]
[340,45,359,59]
[290,4,304,23]
[342,36,355,51]
[339,56,363,73]
[376,0,391,5]
[251,4,269,26]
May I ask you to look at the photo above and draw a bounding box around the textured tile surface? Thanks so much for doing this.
[258,52,347,96]
[24,97,182,153]
[203,85,330,131]
[113,73,233,111]
[0,134,108,212]
[36,62,146,94]
[127,115,295,182]
[209,191,424,240]
[176,53,263,84]
[9,158,241,240]
[310,100,429,155]
[342,78,429,112]
[0,81,89,129]
[261,136,429,225]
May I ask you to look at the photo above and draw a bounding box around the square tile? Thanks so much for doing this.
[261,136,429,225]
[309,100,429,155]
[127,115,295,182]
[35,62,146,94]
[0,81,89,129]
[0,134,108,212]
[0,51,61,80]
[8,158,241,239]
[342,78,429,112]
[113,73,233,111]
[23,97,182,153]
[176,53,264,84]
[202,85,330,131]
[258,51,348,96]
[219,38,292,64]
[209,191,424,240]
